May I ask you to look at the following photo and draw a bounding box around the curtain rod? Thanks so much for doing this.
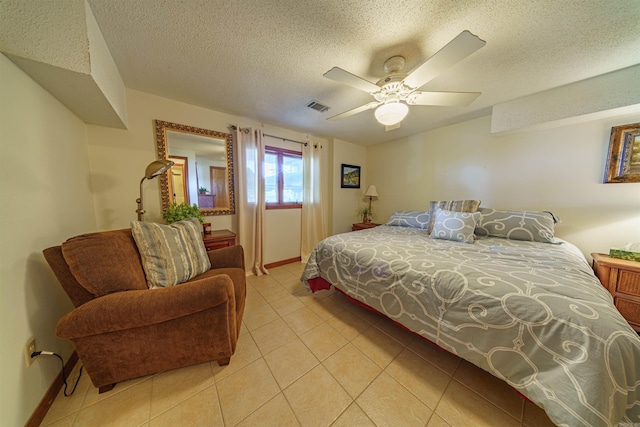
[230,125,322,148]
[264,133,309,146]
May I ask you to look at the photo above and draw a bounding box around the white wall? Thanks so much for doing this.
[264,209,302,264]
[367,113,640,258]
[87,89,332,265]
[331,138,368,235]
[0,54,97,426]
[87,89,240,230]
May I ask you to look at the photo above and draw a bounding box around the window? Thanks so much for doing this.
[265,146,303,209]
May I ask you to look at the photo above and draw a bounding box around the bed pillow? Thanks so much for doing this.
[427,199,481,232]
[430,209,481,243]
[131,217,211,288]
[474,208,557,243]
[386,210,432,229]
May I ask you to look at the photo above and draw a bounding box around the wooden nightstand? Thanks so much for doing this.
[352,222,380,231]
[592,253,640,332]
[203,229,236,251]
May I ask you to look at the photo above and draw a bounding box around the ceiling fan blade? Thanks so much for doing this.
[406,91,481,106]
[403,31,486,90]
[326,101,381,121]
[323,67,380,93]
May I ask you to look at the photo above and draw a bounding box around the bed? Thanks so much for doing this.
[300,208,640,427]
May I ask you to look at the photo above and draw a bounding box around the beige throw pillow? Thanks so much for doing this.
[131,218,211,288]
[427,200,481,233]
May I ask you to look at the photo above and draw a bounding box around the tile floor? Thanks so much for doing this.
[41,263,557,427]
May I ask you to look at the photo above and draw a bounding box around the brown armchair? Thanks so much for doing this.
[43,228,246,393]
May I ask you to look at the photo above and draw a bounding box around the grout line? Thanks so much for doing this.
[210,379,226,427]
[322,291,466,424]
[147,364,219,424]
[279,387,305,427]
[430,372,456,423]
[254,270,350,424]
[269,274,357,425]
[404,340,461,377]
[450,374,524,423]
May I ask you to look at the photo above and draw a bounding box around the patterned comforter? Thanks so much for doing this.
[301,225,640,427]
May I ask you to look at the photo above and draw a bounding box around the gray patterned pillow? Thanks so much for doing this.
[427,199,481,233]
[131,217,211,288]
[386,210,432,229]
[474,208,557,243]
[430,209,481,243]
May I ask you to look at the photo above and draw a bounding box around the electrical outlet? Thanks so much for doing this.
[25,337,36,368]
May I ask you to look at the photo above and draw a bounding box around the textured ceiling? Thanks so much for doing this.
[85,0,640,145]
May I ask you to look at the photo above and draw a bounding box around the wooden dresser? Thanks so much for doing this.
[352,222,381,231]
[592,253,640,332]
[203,229,236,251]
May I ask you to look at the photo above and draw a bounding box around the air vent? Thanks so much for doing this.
[306,100,330,113]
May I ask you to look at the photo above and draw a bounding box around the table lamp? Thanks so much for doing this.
[364,185,379,223]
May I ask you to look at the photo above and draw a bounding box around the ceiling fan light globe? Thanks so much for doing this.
[374,102,409,126]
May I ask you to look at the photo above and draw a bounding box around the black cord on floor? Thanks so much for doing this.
[32,351,84,397]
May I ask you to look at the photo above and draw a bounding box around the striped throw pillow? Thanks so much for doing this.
[131,218,211,288]
[427,200,481,233]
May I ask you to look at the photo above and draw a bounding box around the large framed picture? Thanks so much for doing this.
[341,164,361,188]
[604,122,640,183]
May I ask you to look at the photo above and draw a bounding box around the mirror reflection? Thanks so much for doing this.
[154,120,235,216]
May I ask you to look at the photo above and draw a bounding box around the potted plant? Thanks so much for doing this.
[198,187,208,195]
[162,202,204,224]
[357,206,372,224]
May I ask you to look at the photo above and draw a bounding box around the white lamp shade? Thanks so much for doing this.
[374,102,409,126]
[365,185,378,197]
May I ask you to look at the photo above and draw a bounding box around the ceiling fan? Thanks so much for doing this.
[323,30,486,130]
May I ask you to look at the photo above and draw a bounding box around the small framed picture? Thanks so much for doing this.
[341,164,361,188]
[604,122,640,183]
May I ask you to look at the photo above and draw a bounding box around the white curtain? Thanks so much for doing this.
[235,127,268,275]
[300,141,326,263]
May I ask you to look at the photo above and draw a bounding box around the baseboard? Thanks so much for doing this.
[25,352,78,427]
[265,257,302,270]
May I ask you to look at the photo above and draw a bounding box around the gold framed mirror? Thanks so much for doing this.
[154,120,236,215]
[604,122,640,183]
